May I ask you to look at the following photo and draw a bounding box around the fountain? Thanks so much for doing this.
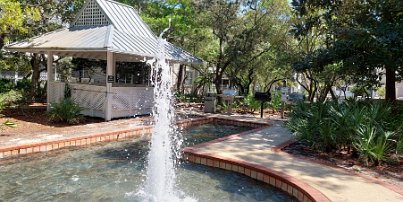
[138,20,192,202]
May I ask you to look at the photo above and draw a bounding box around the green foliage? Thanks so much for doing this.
[286,100,400,165]
[396,140,403,156]
[48,99,83,125]
[354,126,393,166]
[0,78,31,95]
[0,0,40,48]
[269,90,282,112]
[16,79,32,91]
[0,90,23,107]
[0,94,16,130]
[0,119,16,130]
[0,79,15,93]
[376,87,386,99]
[174,93,201,103]
[242,95,261,113]
[290,0,403,102]
[350,85,371,98]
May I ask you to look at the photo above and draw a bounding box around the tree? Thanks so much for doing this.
[226,0,293,96]
[135,0,207,93]
[11,0,85,101]
[290,0,403,103]
[193,0,290,96]
[0,0,40,49]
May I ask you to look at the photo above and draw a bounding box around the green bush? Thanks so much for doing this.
[243,95,261,113]
[0,79,15,93]
[16,79,32,91]
[269,90,281,112]
[396,140,403,156]
[286,100,400,165]
[48,99,83,124]
[0,90,24,107]
[354,125,393,166]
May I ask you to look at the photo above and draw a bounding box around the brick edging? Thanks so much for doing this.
[181,123,330,202]
[0,117,266,160]
[273,139,403,196]
[182,149,330,202]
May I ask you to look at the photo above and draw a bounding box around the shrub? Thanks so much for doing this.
[269,90,281,112]
[0,97,16,130]
[396,140,403,156]
[286,101,339,150]
[354,125,393,166]
[286,100,400,166]
[243,95,261,113]
[0,79,15,93]
[48,99,83,124]
[0,90,23,107]
[15,79,32,91]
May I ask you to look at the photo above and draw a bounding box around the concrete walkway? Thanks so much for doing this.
[191,121,403,202]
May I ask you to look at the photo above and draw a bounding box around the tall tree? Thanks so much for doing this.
[226,0,293,95]
[0,0,40,50]
[291,0,403,103]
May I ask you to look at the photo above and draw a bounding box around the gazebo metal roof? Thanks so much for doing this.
[5,0,201,64]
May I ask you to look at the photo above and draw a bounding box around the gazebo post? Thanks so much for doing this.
[46,51,54,111]
[105,51,114,121]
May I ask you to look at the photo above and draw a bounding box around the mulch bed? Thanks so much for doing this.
[282,141,403,187]
[0,106,103,135]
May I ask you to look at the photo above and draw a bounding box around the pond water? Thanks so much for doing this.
[0,124,295,202]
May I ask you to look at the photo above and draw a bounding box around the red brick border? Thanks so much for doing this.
[182,123,330,202]
[183,149,330,202]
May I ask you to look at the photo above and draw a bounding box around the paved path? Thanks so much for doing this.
[0,117,152,147]
[191,120,403,202]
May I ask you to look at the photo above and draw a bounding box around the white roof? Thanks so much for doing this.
[5,0,201,64]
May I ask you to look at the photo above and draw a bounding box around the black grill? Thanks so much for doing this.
[254,92,271,102]
[254,92,271,118]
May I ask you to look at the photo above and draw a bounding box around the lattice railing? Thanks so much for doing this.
[70,84,106,112]
[111,87,154,117]
[48,81,65,104]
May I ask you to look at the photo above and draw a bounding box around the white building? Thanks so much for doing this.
[5,0,201,120]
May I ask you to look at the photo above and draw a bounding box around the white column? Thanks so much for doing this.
[46,51,54,111]
[105,52,114,121]
[14,71,18,85]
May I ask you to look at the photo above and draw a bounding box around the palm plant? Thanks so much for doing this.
[354,125,393,166]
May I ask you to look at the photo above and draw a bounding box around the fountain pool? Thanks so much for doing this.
[0,124,295,202]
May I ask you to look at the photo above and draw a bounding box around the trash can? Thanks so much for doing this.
[204,93,217,113]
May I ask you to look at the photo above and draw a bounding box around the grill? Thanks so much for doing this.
[254,92,271,118]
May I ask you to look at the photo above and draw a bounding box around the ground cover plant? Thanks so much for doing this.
[48,99,83,124]
[286,100,403,166]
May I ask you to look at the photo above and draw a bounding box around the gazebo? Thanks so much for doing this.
[5,0,201,121]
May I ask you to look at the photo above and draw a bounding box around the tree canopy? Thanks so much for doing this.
[0,0,402,103]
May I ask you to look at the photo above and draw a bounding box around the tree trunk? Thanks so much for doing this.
[30,53,41,102]
[385,68,396,103]
[318,85,332,103]
[329,88,338,100]
[0,33,6,50]
[176,64,185,93]
[215,74,223,95]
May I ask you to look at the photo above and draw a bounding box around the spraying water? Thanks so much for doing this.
[136,20,194,202]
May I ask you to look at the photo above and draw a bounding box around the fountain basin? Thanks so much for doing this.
[0,120,295,201]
